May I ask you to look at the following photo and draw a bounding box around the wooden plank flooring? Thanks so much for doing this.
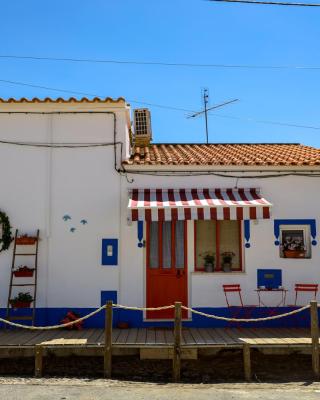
[0,327,315,348]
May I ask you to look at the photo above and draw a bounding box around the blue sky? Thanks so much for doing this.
[1,0,320,146]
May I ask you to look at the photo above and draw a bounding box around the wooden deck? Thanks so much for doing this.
[0,326,318,381]
[0,327,315,348]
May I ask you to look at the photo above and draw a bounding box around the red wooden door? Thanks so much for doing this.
[146,221,188,319]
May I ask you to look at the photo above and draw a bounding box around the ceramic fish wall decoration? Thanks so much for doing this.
[62,215,88,233]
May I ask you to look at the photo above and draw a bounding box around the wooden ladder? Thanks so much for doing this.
[6,229,40,326]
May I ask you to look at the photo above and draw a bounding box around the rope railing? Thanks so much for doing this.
[113,304,175,311]
[0,303,313,330]
[181,304,311,322]
[0,304,107,330]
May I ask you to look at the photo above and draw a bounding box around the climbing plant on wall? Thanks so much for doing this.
[0,211,13,252]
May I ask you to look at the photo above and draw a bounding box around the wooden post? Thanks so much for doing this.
[172,301,182,382]
[310,300,319,379]
[243,343,251,382]
[34,345,43,377]
[104,300,113,378]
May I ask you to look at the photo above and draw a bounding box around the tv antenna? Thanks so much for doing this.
[187,89,239,143]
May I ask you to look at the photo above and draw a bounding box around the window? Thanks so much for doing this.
[195,221,243,272]
[148,221,186,269]
[279,225,311,259]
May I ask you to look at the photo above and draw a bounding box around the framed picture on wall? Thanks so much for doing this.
[279,225,311,259]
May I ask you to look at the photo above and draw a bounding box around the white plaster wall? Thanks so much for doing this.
[120,173,320,310]
[0,107,129,309]
[0,105,319,312]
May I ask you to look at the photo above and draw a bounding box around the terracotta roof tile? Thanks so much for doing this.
[124,143,320,167]
[0,96,126,104]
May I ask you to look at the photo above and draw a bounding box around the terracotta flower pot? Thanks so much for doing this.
[284,250,306,259]
[13,269,34,277]
[117,322,130,329]
[10,301,32,308]
[16,237,37,245]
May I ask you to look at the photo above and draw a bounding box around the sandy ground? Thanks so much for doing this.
[1,378,320,400]
[0,351,316,382]
[0,351,319,399]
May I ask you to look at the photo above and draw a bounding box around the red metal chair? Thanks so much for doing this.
[294,283,318,306]
[223,284,244,307]
[222,284,255,328]
[288,283,318,327]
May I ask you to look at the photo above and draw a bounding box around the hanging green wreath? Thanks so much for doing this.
[0,211,13,252]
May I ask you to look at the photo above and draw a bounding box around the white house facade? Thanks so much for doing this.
[0,97,320,328]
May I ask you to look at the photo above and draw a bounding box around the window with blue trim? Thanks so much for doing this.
[279,224,311,259]
[274,219,317,259]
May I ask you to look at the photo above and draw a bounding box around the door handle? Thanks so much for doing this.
[176,270,183,278]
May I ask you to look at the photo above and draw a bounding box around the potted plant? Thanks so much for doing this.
[282,238,306,258]
[13,266,35,277]
[201,251,215,272]
[221,251,236,272]
[16,234,37,245]
[10,292,33,308]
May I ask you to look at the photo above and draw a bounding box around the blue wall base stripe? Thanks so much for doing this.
[0,307,314,329]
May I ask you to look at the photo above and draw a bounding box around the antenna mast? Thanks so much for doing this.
[187,92,239,143]
[203,88,209,144]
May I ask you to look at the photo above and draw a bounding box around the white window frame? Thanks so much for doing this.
[279,224,311,259]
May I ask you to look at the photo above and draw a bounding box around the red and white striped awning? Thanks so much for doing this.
[128,188,272,222]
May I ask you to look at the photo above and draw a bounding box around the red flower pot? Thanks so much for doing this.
[117,321,130,329]
[13,269,34,277]
[284,250,306,259]
[16,237,37,245]
[10,301,32,308]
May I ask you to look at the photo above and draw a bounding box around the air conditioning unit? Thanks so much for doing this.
[133,108,152,146]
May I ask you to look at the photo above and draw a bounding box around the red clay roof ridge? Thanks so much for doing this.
[0,96,126,104]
